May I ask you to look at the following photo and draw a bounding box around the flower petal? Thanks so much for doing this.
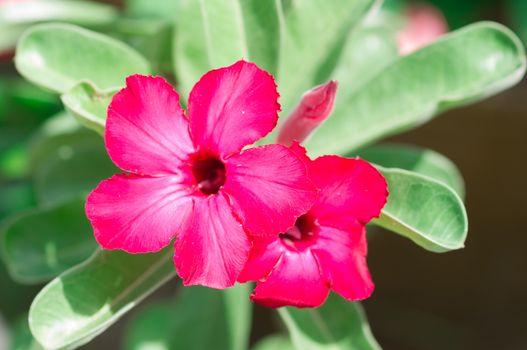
[86,173,192,253]
[238,236,284,283]
[310,156,388,228]
[312,224,374,301]
[106,75,195,175]
[251,250,329,308]
[188,60,280,157]
[173,193,250,289]
[224,144,318,236]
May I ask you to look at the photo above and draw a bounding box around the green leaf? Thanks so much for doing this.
[0,314,8,350]
[0,198,97,284]
[9,316,43,350]
[332,24,398,100]
[253,335,294,350]
[0,0,117,27]
[61,82,115,134]
[0,142,29,179]
[306,22,527,156]
[125,284,251,350]
[15,23,150,94]
[9,80,61,114]
[0,0,117,52]
[29,248,175,350]
[0,24,28,53]
[125,0,179,19]
[110,19,173,74]
[0,182,36,221]
[28,112,84,169]
[357,143,465,198]
[374,167,468,253]
[31,128,117,207]
[279,294,380,350]
[224,284,252,350]
[276,0,376,113]
[174,0,281,96]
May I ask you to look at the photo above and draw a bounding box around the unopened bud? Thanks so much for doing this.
[277,80,338,146]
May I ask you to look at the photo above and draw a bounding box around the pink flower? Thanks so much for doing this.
[238,144,388,307]
[85,60,318,289]
[276,80,338,146]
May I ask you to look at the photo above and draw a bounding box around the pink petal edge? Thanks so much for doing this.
[251,250,330,308]
[173,193,251,289]
[224,144,318,237]
[86,173,192,253]
[105,74,195,176]
[310,155,388,229]
[313,225,374,301]
[238,236,284,283]
[188,60,280,157]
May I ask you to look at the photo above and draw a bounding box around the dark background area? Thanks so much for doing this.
[362,1,527,348]
[365,82,527,350]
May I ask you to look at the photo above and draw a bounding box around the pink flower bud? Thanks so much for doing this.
[277,80,338,146]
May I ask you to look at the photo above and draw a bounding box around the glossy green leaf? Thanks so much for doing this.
[277,0,376,113]
[357,143,465,197]
[374,167,468,252]
[332,25,398,100]
[61,82,115,134]
[32,129,117,207]
[15,23,150,94]
[9,80,61,113]
[223,283,252,350]
[29,248,175,350]
[279,294,380,350]
[28,112,84,170]
[253,335,294,350]
[306,22,527,156]
[0,198,97,284]
[34,144,115,207]
[125,284,251,350]
[174,0,281,96]
[124,301,176,350]
[0,0,117,52]
[110,19,173,74]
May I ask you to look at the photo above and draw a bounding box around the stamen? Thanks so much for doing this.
[191,153,226,195]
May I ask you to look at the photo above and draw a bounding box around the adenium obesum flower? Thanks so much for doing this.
[238,144,388,307]
[85,60,318,289]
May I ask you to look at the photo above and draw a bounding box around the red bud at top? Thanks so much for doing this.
[277,80,338,146]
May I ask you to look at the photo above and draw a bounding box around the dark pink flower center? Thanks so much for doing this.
[191,153,226,195]
[279,214,318,250]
